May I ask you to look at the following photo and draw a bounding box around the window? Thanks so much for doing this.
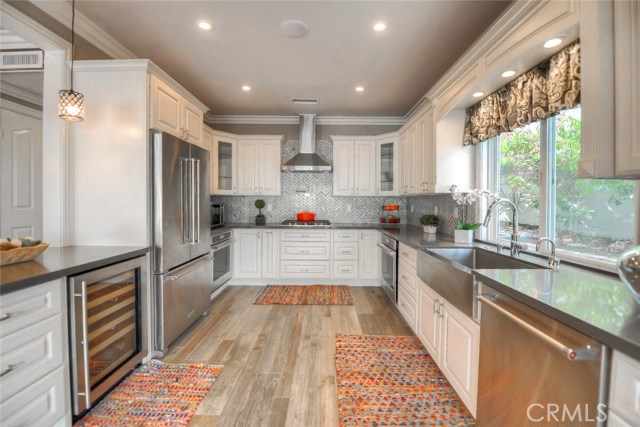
[481,106,636,266]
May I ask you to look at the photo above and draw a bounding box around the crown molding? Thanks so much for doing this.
[28,0,136,59]
[0,2,69,51]
[0,98,43,119]
[1,81,42,106]
[204,114,405,126]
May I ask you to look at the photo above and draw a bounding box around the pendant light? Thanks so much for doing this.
[58,0,85,121]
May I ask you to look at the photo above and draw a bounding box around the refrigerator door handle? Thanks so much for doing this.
[194,158,200,244]
[164,254,213,281]
[181,157,191,244]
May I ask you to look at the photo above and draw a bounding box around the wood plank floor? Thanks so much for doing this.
[162,285,413,427]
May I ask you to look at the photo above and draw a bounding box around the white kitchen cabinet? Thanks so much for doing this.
[580,0,640,178]
[401,127,416,195]
[416,278,479,417]
[609,350,640,427]
[376,134,400,196]
[397,244,418,330]
[0,279,70,427]
[332,138,376,196]
[150,75,204,146]
[237,137,282,196]
[280,230,331,278]
[232,229,279,279]
[210,129,239,195]
[359,230,380,280]
[400,106,438,195]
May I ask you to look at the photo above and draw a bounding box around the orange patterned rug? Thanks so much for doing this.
[335,334,475,426]
[254,284,353,305]
[74,360,222,427]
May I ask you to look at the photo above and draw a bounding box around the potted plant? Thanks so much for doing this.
[450,185,498,243]
[255,199,266,225]
[420,214,440,234]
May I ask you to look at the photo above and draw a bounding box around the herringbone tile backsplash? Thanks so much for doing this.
[212,139,461,230]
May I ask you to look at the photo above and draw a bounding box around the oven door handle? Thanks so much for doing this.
[211,239,234,252]
[377,242,396,257]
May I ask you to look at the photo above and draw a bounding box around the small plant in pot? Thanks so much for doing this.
[420,214,440,234]
[255,199,266,225]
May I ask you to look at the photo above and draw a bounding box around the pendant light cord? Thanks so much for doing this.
[70,0,76,90]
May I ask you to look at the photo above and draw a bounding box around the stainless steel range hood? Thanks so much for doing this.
[281,114,332,172]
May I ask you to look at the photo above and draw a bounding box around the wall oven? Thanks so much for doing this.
[211,203,224,228]
[377,234,398,303]
[211,230,232,293]
[68,256,147,418]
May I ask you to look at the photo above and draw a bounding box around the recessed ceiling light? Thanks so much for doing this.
[373,22,386,32]
[242,85,251,92]
[197,20,213,31]
[544,38,563,48]
[472,92,485,98]
[501,70,516,78]
[280,20,309,39]
[355,86,364,92]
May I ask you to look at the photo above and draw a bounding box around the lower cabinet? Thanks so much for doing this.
[609,350,640,427]
[416,279,479,417]
[358,230,380,279]
[397,245,419,331]
[232,229,279,278]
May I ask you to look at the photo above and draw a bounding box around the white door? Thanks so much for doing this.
[232,230,261,278]
[0,107,43,239]
[417,283,441,363]
[333,140,354,196]
[261,230,279,279]
[358,230,380,279]
[237,140,258,195]
[354,141,376,196]
[259,139,281,196]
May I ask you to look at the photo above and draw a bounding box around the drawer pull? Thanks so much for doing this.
[0,364,18,377]
[339,268,350,272]
[401,275,408,281]
[301,234,309,238]
[0,312,17,322]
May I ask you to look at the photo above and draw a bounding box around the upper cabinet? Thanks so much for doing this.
[376,135,400,196]
[236,136,282,196]
[150,75,204,146]
[401,106,437,195]
[208,128,238,195]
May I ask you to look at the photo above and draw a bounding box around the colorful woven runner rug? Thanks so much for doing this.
[254,284,353,305]
[335,335,475,426]
[75,360,222,427]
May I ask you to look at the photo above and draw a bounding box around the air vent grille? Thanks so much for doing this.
[0,50,44,71]
[291,98,319,105]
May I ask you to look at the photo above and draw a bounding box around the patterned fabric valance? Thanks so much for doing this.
[463,40,580,146]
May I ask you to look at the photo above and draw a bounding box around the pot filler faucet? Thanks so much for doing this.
[482,198,527,257]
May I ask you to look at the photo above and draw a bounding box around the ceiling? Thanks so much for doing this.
[34,1,511,118]
[0,29,44,103]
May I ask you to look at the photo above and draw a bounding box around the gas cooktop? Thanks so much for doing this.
[281,220,331,227]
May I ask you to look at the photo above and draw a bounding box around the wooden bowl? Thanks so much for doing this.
[0,243,49,266]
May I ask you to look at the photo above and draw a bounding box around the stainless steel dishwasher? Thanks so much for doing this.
[476,286,608,427]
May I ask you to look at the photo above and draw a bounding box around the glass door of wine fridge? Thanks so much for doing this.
[69,256,147,417]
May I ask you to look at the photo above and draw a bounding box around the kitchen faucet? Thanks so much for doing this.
[536,237,560,270]
[482,198,527,257]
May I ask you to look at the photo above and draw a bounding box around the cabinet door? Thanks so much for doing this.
[376,138,398,196]
[232,230,261,278]
[402,128,416,194]
[354,141,376,196]
[440,304,479,416]
[212,137,237,195]
[182,98,203,146]
[261,230,279,279]
[150,76,181,137]
[258,139,281,196]
[414,116,427,193]
[416,108,436,193]
[417,282,440,363]
[237,140,259,195]
[358,230,380,279]
[333,140,354,196]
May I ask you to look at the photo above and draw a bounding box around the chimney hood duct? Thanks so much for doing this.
[282,114,332,172]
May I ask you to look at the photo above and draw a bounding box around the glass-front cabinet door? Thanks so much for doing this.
[376,136,398,195]
[212,136,238,195]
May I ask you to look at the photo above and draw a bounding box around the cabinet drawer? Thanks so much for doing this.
[398,262,418,300]
[0,280,62,338]
[398,243,417,268]
[280,230,331,242]
[333,242,359,260]
[398,288,417,328]
[280,261,331,278]
[610,350,640,424]
[280,242,330,260]
[0,314,64,402]
[333,261,359,279]
[333,230,358,242]
[0,366,67,427]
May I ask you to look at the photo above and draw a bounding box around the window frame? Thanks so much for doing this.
[476,113,640,273]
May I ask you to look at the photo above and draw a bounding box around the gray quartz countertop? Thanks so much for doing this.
[0,246,149,294]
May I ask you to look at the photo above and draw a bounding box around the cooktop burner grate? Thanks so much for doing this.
[281,219,331,227]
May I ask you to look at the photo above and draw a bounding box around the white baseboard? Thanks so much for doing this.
[227,278,382,287]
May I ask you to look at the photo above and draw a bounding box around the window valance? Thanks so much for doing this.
[463,40,580,146]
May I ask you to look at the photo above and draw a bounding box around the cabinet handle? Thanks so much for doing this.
[340,268,350,272]
[439,302,445,318]
[401,275,408,281]
[0,364,18,377]
[0,312,17,322]
[434,298,440,314]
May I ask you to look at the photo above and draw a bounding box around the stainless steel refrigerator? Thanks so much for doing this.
[151,130,213,357]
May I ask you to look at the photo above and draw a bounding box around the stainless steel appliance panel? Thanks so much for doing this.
[211,203,224,228]
[477,288,605,427]
[191,143,212,259]
[211,231,232,292]
[152,131,192,274]
[155,254,213,354]
[378,235,398,302]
